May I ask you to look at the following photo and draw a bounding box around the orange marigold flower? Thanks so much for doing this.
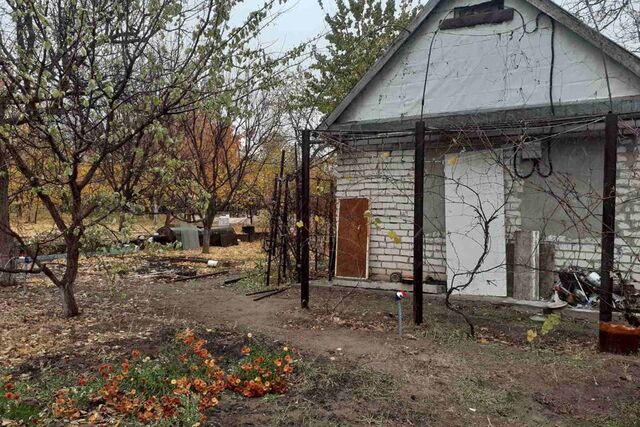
[274,358,282,367]
[131,349,141,358]
[137,410,155,422]
[193,378,207,392]
[98,363,113,378]
[283,364,293,374]
[241,346,250,355]
[78,376,87,386]
[284,355,293,363]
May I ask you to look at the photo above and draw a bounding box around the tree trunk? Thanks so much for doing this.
[32,202,38,224]
[153,198,158,225]
[60,283,79,317]
[202,223,211,254]
[118,211,126,232]
[201,199,216,255]
[0,152,18,287]
[60,236,81,317]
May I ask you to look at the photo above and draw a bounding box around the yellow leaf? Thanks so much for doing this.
[314,215,321,223]
[363,210,372,219]
[296,220,304,228]
[387,230,401,245]
[526,329,537,343]
[448,155,458,166]
[381,151,390,159]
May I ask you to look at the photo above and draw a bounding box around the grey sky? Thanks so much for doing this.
[233,0,336,52]
[233,1,635,55]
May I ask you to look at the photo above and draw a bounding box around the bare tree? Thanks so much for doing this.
[0,146,18,287]
[563,0,640,53]
[171,86,285,253]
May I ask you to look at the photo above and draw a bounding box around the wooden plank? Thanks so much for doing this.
[335,198,369,279]
[171,270,229,282]
[440,9,514,30]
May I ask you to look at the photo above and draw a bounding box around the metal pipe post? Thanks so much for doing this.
[300,130,311,308]
[413,121,425,325]
[599,112,618,323]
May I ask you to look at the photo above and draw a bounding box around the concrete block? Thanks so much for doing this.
[538,243,556,299]
[513,230,540,301]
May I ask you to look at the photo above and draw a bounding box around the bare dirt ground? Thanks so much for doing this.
[1,242,639,426]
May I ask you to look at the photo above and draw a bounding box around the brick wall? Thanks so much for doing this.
[336,135,640,286]
[614,138,640,282]
[335,139,446,281]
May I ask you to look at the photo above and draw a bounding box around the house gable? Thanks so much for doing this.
[324,0,640,127]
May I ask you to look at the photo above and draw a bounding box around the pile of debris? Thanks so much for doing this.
[555,266,640,326]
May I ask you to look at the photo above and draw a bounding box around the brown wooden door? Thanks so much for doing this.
[335,198,369,279]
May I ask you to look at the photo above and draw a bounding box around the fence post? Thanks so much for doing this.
[300,130,311,308]
[328,179,336,282]
[599,112,618,324]
[413,121,425,325]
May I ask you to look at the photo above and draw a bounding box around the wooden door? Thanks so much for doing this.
[335,198,369,279]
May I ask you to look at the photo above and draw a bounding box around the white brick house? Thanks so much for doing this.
[320,0,640,296]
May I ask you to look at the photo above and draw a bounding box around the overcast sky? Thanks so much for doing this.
[233,0,336,52]
[232,0,635,55]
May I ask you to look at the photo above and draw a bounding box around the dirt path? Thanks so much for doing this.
[2,256,639,426]
[137,278,640,427]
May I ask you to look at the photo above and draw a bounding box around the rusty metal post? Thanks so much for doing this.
[266,150,286,288]
[413,121,425,325]
[328,179,336,282]
[294,140,301,282]
[265,175,279,288]
[300,130,311,308]
[314,176,321,273]
[599,112,618,324]
[279,177,290,283]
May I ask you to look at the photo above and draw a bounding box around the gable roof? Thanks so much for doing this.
[319,0,640,130]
